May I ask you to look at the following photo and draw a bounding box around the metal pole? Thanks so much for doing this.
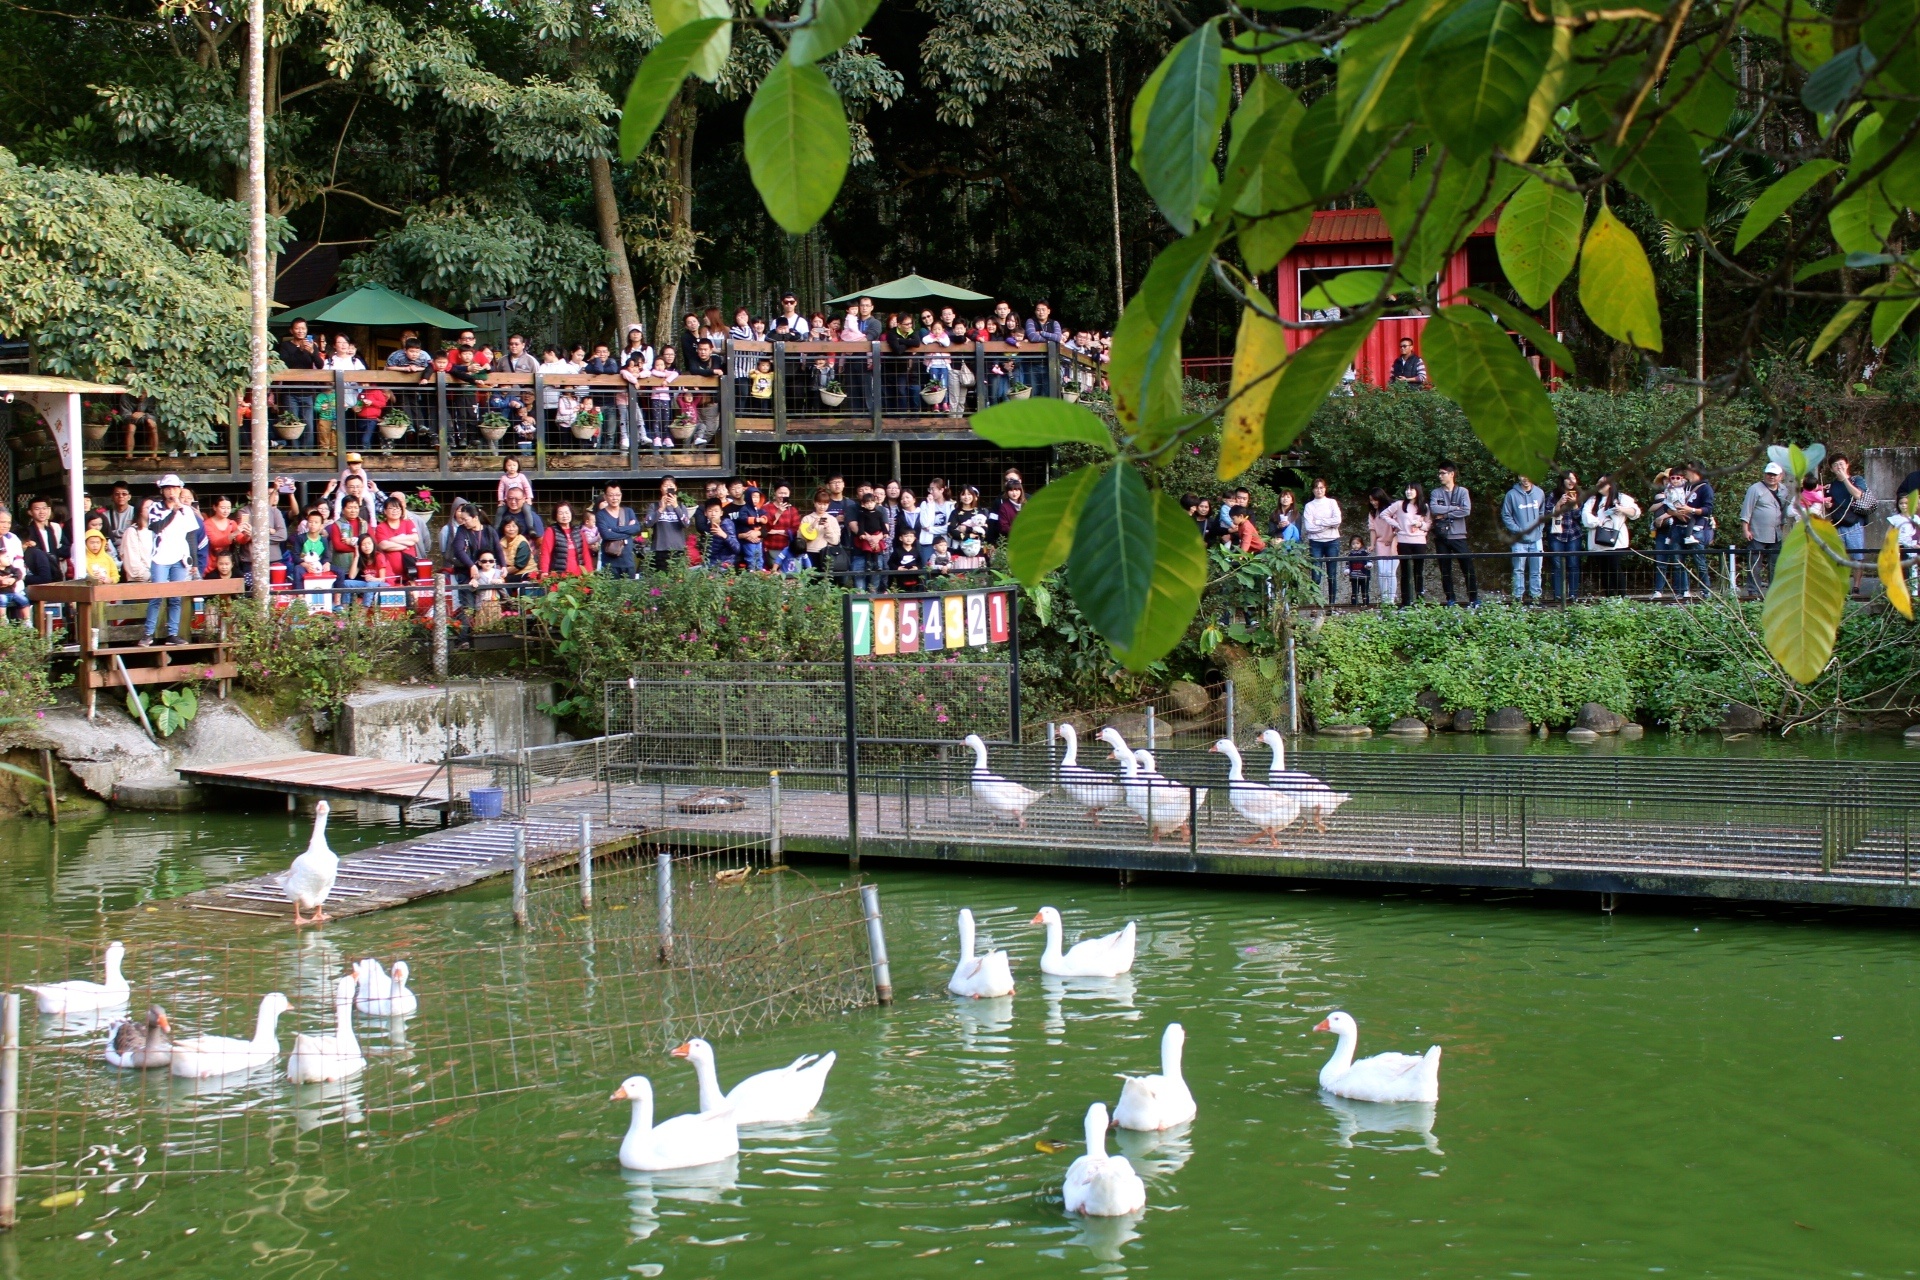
[1189,785,1199,858]
[1047,722,1057,776]
[1224,680,1236,742]
[860,884,893,1004]
[1519,794,1529,868]
[432,573,449,680]
[0,992,16,1230]
[1008,591,1023,742]
[511,827,528,928]
[39,749,57,825]
[578,813,593,910]
[656,852,674,963]
[769,770,783,863]
[1146,704,1157,751]
[1285,633,1300,735]
[842,592,861,870]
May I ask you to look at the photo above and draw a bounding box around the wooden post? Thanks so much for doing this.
[860,884,893,1004]
[656,852,674,963]
[772,339,788,441]
[1189,785,1199,858]
[578,813,593,910]
[869,339,884,436]
[1,991,19,1230]
[511,827,528,929]
[39,749,57,824]
[768,770,782,863]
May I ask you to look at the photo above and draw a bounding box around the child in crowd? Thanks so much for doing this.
[702,498,740,570]
[888,527,924,591]
[926,535,952,577]
[555,387,583,436]
[1230,505,1266,553]
[512,395,538,452]
[1346,536,1371,605]
[749,358,775,413]
[735,487,768,571]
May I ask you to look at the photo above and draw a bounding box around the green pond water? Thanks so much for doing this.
[3,807,1920,1279]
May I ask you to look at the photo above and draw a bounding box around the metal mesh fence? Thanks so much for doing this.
[0,830,877,1207]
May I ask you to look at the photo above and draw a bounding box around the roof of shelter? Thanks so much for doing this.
[1298,209,1499,245]
[826,274,995,305]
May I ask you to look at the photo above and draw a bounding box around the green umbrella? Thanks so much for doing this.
[825,273,994,306]
[274,283,474,330]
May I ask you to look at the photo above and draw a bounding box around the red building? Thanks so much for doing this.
[1276,209,1560,386]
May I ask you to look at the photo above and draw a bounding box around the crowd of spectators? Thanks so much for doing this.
[266,296,1111,455]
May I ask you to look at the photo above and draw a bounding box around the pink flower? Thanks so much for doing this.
[650,587,663,596]
[203,667,217,678]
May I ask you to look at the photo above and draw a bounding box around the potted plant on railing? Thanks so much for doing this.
[1009,379,1033,401]
[819,379,847,408]
[271,410,306,441]
[921,379,948,407]
[377,405,410,442]
[571,403,603,441]
[669,407,699,446]
[478,410,511,443]
[81,400,112,444]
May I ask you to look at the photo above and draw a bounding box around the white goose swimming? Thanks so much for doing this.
[169,992,291,1078]
[284,801,339,926]
[1212,738,1302,846]
[674,1036,836,1125]
[352,958,419,1017]
[1113,1022,1197,1131]
[612,1074,740,1171]
[947,908,1016,998]
[1062,1102,1147,1217]
[964,733,1045,827]
[1260,729,1350,833]
[24,940,130,1016]
[1056,724,1123,825]
[104,1004,173,1070]
[1314,1010,1441,1104]
[1032,905,1135,977]
[288,974,367,1084]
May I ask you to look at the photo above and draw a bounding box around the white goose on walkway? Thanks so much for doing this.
[1063,1102,1147,1217]
[1135,750,1206,840]
[1212,738,1302,846]
[611,1075,739,1172]
[1056,724,1123,825]
[674,1037,836,1125]
[25,940,130,1016]
[964,734,1045,827]
[1259,729,1349,833]
[948,908,1016,998]
[1113,1022,1197,1131]
[1032,906,1135,977]
[352,958,419,1017]
[1106,743,1189,841]
[169,992,291,1078]
[284,801,339,926]
[288,974,367,1083]
[1313,1010,1441,1104]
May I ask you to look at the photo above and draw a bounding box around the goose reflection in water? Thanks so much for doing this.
[291,1077,366,1135]
[950,994,1015,1050]
[1113,1120,1193,1178]
[621,1156,742,1241]
[1319,1092,1442,1155]
[1068,1207,1145,1262]
[1040,972,1138,1035]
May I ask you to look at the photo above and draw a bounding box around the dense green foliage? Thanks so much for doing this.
[228,601,418,715]
[0,625,59,721]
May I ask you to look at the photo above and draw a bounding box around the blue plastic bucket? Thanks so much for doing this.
[469,786,504,819]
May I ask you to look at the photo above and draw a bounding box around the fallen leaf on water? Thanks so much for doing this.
[1795,1222,1813,1230]
[39,1190,85,1209]
[1035,1140,1068,1154]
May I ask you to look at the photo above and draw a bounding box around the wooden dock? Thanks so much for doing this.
[179,752,496,812]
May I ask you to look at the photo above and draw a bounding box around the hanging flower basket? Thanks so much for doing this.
[670,415,697,444]
[819,381,847,408]
[271,413,305,442]
[571,407,603,440]
[478,411,510,442]
[1062,389,1080,403]
[377,408,410,441]
[921,382,948,406]
[1009,382,1033,401]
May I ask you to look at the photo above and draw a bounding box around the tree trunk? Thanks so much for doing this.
[245,0,271,604]
[1105,51,1126,320]
[654,90,698,350]
[589,152,642,341]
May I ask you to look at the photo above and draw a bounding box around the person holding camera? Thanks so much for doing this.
[1826,453,1876,595]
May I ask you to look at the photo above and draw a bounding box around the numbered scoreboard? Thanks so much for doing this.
[848,588,1012,657]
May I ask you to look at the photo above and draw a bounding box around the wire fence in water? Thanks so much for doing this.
[0,829,879,1212]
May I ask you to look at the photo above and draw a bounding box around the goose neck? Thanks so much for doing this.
[1266,734,1286,772]
[1059,727,1079,767]
[968,738,989,771]
[628,1089,655,1142]
[957,909,976,960]
[1083,1107,1108,1159]
[1040,915,1063,961]
[1219,742,1245,782]
[253,998,284,1047]
[104,947,128,990]
[1161,1030,1185,1083]
[1322,1025,1357,1078]
[692,1052,726,1114]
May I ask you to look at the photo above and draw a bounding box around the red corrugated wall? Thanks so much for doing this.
[1277,240,1473,385]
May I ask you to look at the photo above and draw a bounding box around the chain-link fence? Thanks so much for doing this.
[0,829,879,1209]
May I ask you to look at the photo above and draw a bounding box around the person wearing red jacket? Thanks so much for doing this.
[541,502,597,578]
[763,482,802,571]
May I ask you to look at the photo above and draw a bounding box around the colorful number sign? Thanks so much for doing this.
[849,588,1015,655]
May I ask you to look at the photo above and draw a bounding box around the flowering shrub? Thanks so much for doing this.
[227,600,417,714]
[0,624,61,719]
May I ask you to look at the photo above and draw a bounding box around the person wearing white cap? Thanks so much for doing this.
[1739,461,1794,599]
[139,474,203,646]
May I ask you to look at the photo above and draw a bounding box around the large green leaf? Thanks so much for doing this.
[1067,463,1157,650]
[1734,160,1840,252]
[1872,271,1920,347]
[1579,206,1662,351]
[1263,319,1374,453]
[1807,296,1872,361]
[1606,114,1708,230]
[1220,300,1289,480]
[1496,166,1584,308]
[1108,224,1224,433]
[618,17,729,160]
[1802,44,1876,115]
[972,398,1116,452]
[1300,271,1386,311]
[1109,491,1210,672]
[1460,285,1575,371]
[1128,54,1173,171]
[1141,20,1228,235]
[1665,43,1736,146]
[1415,0,1554,164]
[1227,80,1311,271]
[786,0,882,65]
[1740,0,1833,72]
[1829,184,1896,255]
[1332,0,1450,185]
[743,59,850,234]
[1292,93,1370,202]
[1761,518,1851,683]
[1422,304,1557,477]
[1378,152,1521,290]
[1008,463,1102,586]
[653,0,733,81]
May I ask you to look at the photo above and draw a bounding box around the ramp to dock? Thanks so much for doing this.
[179,752,493,810]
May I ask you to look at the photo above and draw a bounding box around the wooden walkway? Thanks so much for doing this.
[180,752,495,811]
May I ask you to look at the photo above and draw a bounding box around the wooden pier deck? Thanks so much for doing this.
[179,752,496,811]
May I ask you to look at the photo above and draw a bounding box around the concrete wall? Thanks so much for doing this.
[334,680,561,763]
[1864,447,1920,546]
